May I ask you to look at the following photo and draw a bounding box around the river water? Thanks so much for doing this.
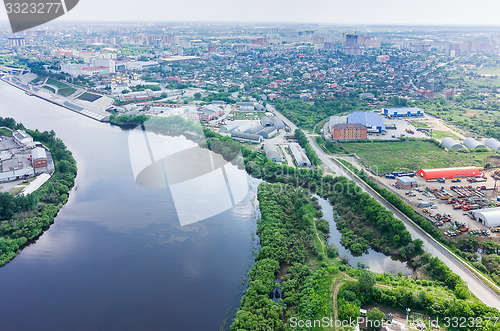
[0,80,411,330]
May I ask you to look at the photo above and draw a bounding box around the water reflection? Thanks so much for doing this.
[317,196,413,275]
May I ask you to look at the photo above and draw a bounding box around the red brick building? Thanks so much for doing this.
[332,123,367,140]
[31,147,48,169]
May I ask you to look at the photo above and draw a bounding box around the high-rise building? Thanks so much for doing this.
[8,37,25,47]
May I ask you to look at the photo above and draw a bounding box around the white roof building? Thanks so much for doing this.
[289,143,311,167]
[473,207,500,228]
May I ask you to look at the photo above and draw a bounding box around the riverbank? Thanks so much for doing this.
[0,119,77,267]
[0,75,109,122]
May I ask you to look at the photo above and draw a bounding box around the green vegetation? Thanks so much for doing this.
[339,266,499,330]
[0,118,77,267]
[57,87,77,97]
[42,85,55,93]
[275,99,365,128]
[340,140,497,173]
[294,129,320,166]
[77,92,102,102]
[46,78,70,89]
[231,183,337,331]
[109,114,149,126]
[432,130,459,139]
[0,128,12,136]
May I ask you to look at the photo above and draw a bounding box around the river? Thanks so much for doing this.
[0,80,411,330]
[0,81,259,331]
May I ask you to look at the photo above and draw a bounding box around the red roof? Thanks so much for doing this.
[417,166,482,180]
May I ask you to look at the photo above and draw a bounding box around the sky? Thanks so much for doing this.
[1,0,500,25]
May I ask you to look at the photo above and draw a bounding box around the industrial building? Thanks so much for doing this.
[235,102,265,112]
[472,207,500,228]
[13,130,33,146]
[332,123,367,140]
[31,147,48,169]
[247,124,265,135]
[396,176,419,188]
[230,132,263,144]
[463,138,487,150]
[264,144,281,162]
[417,166,482,180]
[383,107,424,118]
[441,137,465,150]
[289,143,311,167]
[347,112,386,133]
[219,122,239,133]
[261,116,285,129]
[328,116,347,135]
[485,138,500,151]
[257,127,278,139]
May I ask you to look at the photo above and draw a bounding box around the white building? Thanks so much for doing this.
[473,207,500,228]
[13,130,33,146]
[289,143,311,167]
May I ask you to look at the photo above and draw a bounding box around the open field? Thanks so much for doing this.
[57,87,77,97]
[77,92,102,102]
[432,130,459,139]
[42,85,55,93]
[341,140,498,173]
[46,78,70,89]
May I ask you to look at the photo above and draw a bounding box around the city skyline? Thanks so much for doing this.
[1,0,500,26]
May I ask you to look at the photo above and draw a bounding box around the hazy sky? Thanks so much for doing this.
[2,0,500,25]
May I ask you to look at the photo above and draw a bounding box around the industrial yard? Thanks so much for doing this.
[374,167,500,240]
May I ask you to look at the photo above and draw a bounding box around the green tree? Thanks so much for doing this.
[367,308,385,330]
[359,270,376,293]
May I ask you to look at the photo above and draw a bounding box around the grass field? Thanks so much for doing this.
[0,128,12,136]
[46,78,70,89]
[57,87,77,97]
[77,92,102,102]
[432,130,459,139]
[42,85,55,93]
[341,140,498,173]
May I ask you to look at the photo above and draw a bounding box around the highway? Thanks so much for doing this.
[269,105,500,310]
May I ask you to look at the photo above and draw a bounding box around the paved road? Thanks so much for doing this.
[270,105,500,310]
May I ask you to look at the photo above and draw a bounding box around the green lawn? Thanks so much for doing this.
[409,121,429,128]
[341,140,498,173]
[0,128,12,136]
[432,130,459,139]
[57,87,77,97]
[46,78,70,89]
[77,92,102,102]
[42,85,55,93]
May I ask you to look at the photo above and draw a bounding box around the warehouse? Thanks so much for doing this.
[485,138,500,151]
[234,124,252,133]
[441,137,465,150]
[13,130,33,146]
[347,112,386,133]
[396,176,419,188]
[231,132,262,143]
[264,143,281,162]
[261,116,274,127]
[257,127,278,139]
[417,166,482,180]
[472,207,500,228]
[31,147,48,169]
[272,117,285,129]
[463,138,487,150]
[289,143,311,167]
[247,124,265,134]
[383,107,424,117]
[219,122,239,133]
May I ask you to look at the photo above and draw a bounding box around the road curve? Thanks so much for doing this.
[270,105,500,310]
